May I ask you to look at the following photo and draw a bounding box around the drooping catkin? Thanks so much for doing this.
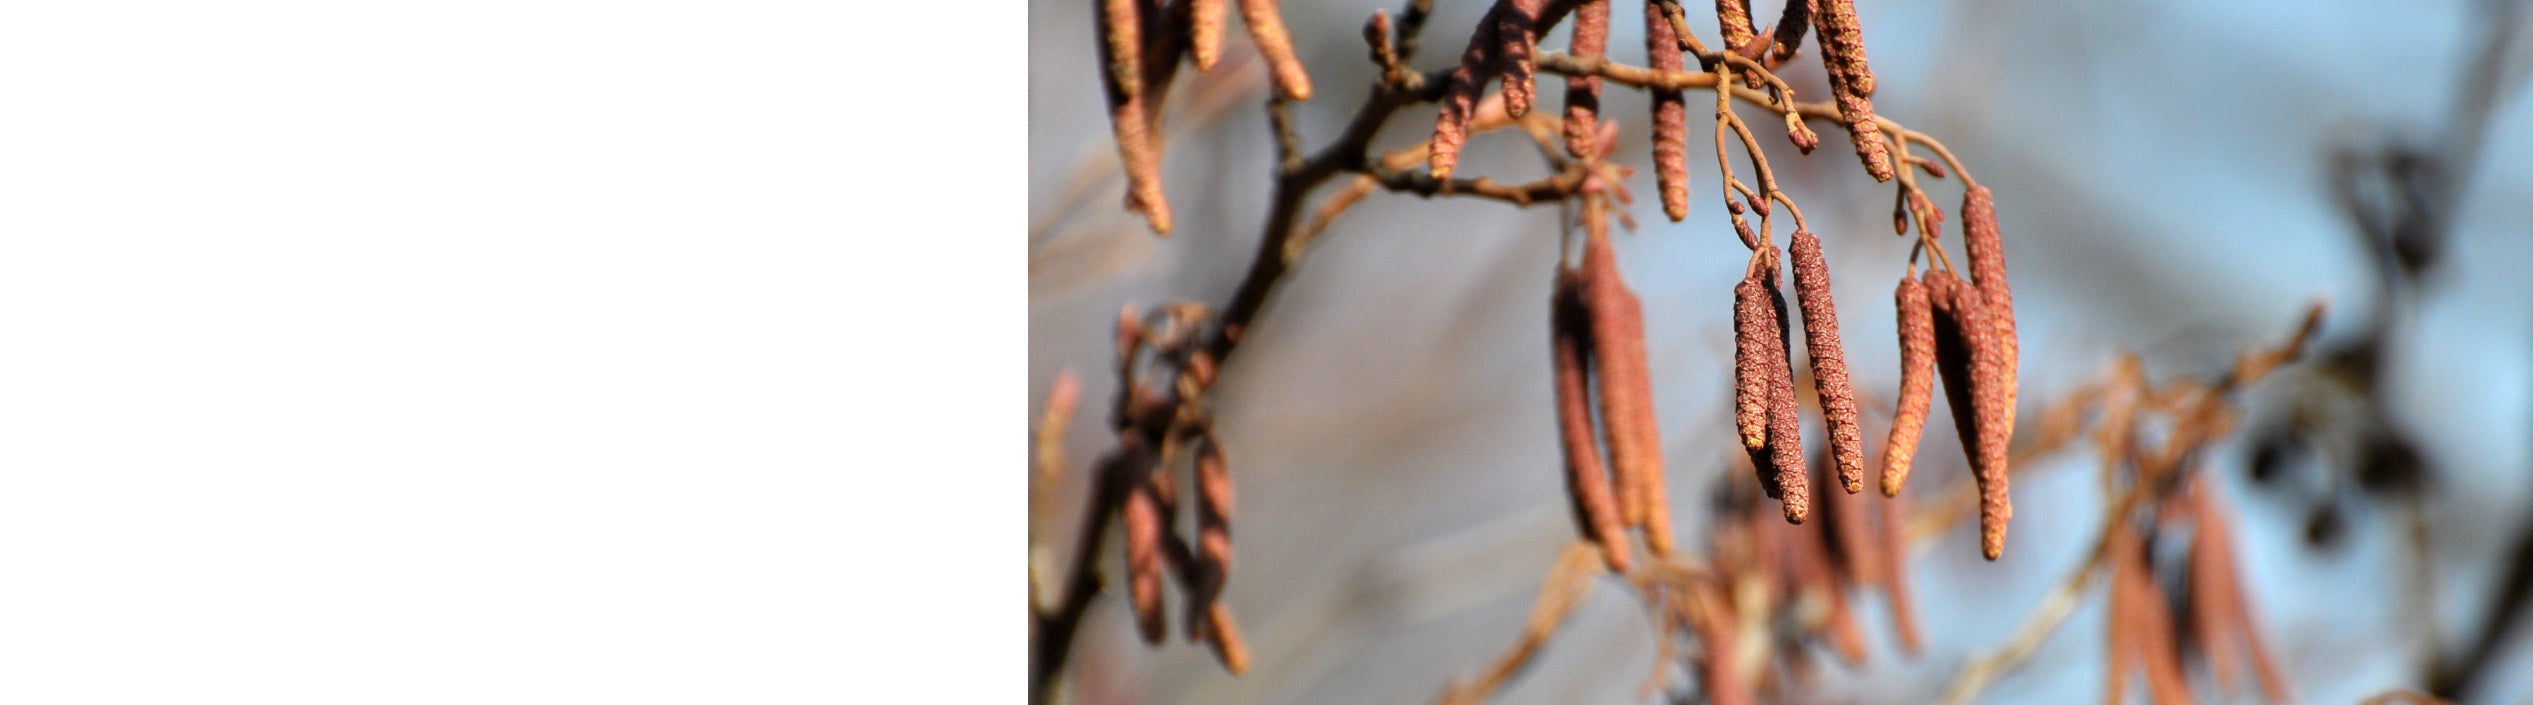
[1714,0,1760,55]
[1098,0,1172,234]
[1561,0,1609,158]
[2116,527,2192,705]
[1643,0,1690,220]
[1235,0,1313,101]
[1554,271,1633,571]
[1122,472,1169,643]
[1733,276,1773,454]
[1582,222,1672,553]
[1496,4,1540,118]
[1809,0,1891,181]
[1883,275,1934,496]
[1790,230,1866,493]
[1196,439,1235,576]
[1765,266,1810,523]
[1190,0,1229,70]
[1429,0,1575,178]
[1929,271,2011,560]
[1962,184,2018,431]
[1766,0,1810,65]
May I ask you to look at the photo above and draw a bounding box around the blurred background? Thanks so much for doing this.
[1029,0,2533,703]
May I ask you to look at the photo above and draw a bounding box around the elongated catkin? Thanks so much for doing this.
[1929,271,2010,559]
[1235,0,1313,100]
[1809,0,1891,181]
[1554,271,1632,571]
[1583,223,1672,553]
[1561,0,1609,158]
[1098,0,1172,234]
[1883,275,1934,496]
[1962,184,2017,431]
[1765,266,1810,523]
[1790,230,1866,493]
[1644,0,1690,220]
[1122,472,1169,643]
[1190,0,1229,70]
[1734,276,1774,453]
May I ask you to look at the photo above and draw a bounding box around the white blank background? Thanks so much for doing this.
[0,2,1009,701]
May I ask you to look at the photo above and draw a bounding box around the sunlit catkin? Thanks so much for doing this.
[1734,276,1773,453]
[1190,0,1228,71]
[1554,271,1632,571]
[1929,271,2011,559]
[1882,275,1935,496]
[1962,184,2017,430]
[1098,0,1172,234]
[1644,0,1690,220]
[1765,266,1810,523]
[1561,0,1609,158]
[1790,230,1866,493]
[1122,474,1169,643]
[1809,0,1891,181]
[1583,219,1672,554]
[1235,0,1313,101]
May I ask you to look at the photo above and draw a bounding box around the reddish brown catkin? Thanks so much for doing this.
[1429,0,1574,177]
[1554,271,1633,571]
[1235,0,1313,101]
[1496,2,1540,118]
[1190,0,1229,70]
[1790,230,1865,493]
[1122,472,1169,643]
[1766,0,1810,65]
[1809,0,1891,181]
[1195,439,1235,577]
[1765,266,1810,523]
[1732,276,1773,454]
[2123,532,2193,705]
[1561,0,1609,157]
[1643,0,1690,220]
[1929,271,2010,559]
[1882,274,1934,496]
[1098,0,1172,234]
[1714,0,1759,55]
[1961,184,2017,430]
[2104,527,2139,705]
[1583,219,1673,553]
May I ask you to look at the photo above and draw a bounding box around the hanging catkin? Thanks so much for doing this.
[1789,230,1866,493]
[1122,471,1169,643]
[1098,0,1172,234]
[1766,0,1810,64]
[1764,264,1810,523]
[1929,270,2011,559]
[1582,219,1673,554]
[1235,0,1313,101]
[1554,271,1633,571]
[1561,0,1609,158]
[1809,0,1891,181]
[1190,0,1229,70]
[1644,0,1690,220]
[1882,274,1935,496]
[1962,184,2018,431]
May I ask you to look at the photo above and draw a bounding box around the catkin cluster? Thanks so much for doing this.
[1098,0,1315,235]
[1108,303,1250,673]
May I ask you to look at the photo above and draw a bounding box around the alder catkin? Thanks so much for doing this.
[1122,474,1169,643]
[1882,275,1935,496]
[1561,0,1609,158]
[1733,276,1774,453]
[1809,0,1891,181]
[1962,184,2018,431]
[1554,271,1633,571]
[1929,271,2011,559]
[1190,0,1229,70]
[1767,0,1810,64]
[1235,0,1313,101]
[1714,0,1759,55]
[1644,0,1690,220]
[1790,230,1866,493]
[1496,4,1540,118]
[1196,439,1235,575]
[1765,268,1810,523]
[1098,0,1173,234]
[1583,224,1672,554]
